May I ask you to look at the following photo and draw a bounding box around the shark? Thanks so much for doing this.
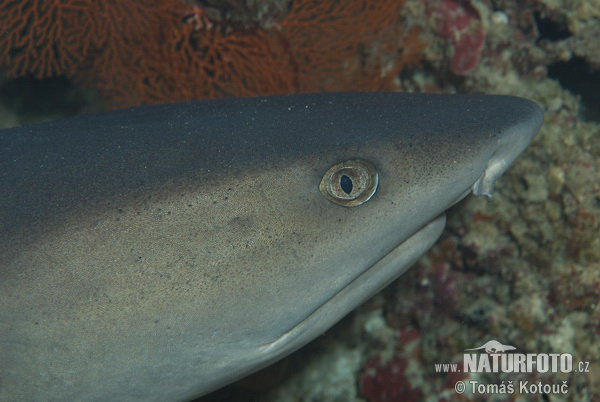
[0,92,543,401]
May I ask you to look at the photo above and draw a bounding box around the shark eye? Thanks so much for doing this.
[319,160,378,207]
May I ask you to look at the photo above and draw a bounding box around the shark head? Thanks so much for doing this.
[0,92,543,400]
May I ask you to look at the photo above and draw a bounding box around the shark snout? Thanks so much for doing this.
[472,96,544,199]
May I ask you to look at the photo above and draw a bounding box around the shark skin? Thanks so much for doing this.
[0,93,543,401]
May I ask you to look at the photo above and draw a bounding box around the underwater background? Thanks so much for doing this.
[0,0,597,400]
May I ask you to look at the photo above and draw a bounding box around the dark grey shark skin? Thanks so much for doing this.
[0,93,543,401]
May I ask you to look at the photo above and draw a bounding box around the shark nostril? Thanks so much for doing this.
[319,159,378,207]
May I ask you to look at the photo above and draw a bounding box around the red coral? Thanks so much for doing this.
[432,262,461,316]
[95,19,296,105]
[0,0,425,107]
[279,0,425,92]
[103,0,426,105]
[0,0,80,77]
[359,354,422,402]
[430,0,485,75]
[0,0,179,79]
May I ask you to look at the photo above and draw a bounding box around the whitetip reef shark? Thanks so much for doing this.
[0,92,543,401]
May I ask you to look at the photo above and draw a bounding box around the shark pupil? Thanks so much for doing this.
[340,175,353,194]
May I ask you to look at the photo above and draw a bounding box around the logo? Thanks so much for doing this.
[464,340,516,354]
[462,339,571,373]
[434,339,591,397]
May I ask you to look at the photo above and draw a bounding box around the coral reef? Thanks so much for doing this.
[185,0,292,29]
[427,0,486,75]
